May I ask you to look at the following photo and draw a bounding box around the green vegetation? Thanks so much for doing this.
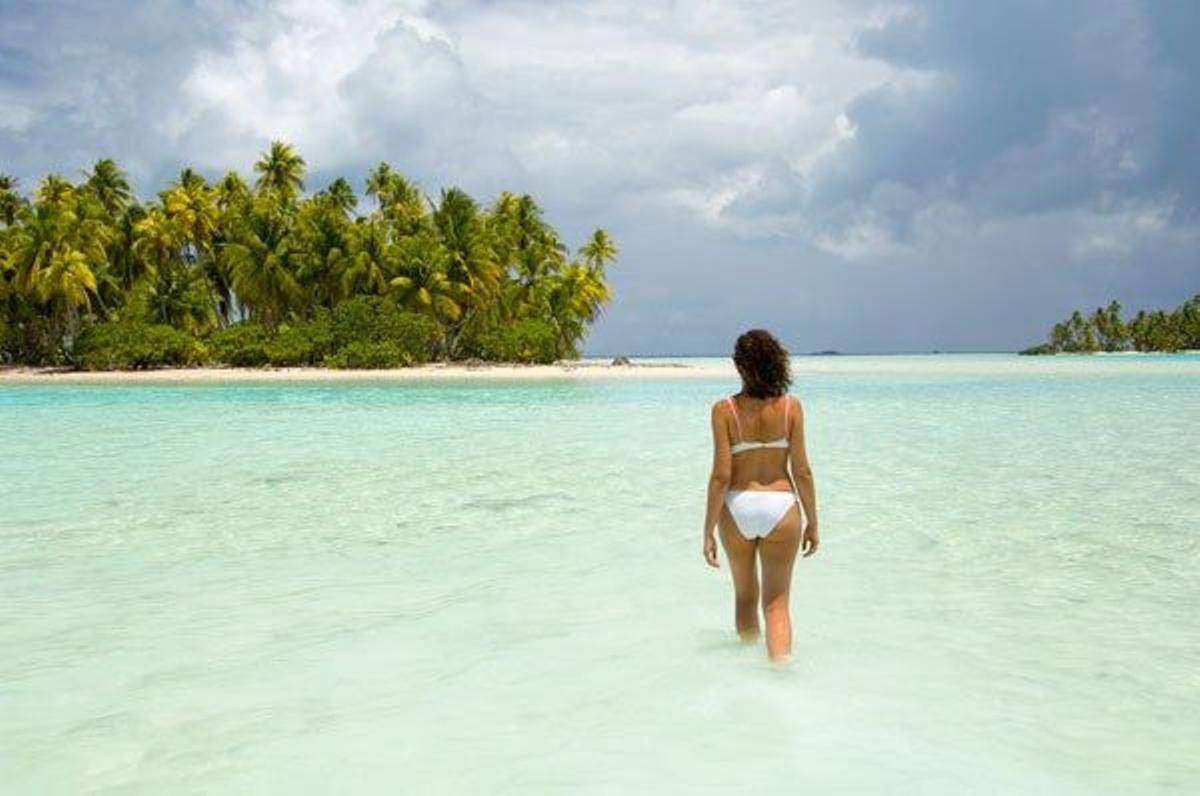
[0,143,617,369]
[1021,295,1200,354]
[465,317,561,365]
[75,321,205,370]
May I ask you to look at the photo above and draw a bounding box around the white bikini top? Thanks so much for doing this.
[726,395,790,456]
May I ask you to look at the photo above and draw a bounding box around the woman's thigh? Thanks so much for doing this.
[759,504,802,599]
[717,503,759,596]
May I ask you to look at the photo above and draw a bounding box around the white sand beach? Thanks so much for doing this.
[4,352,1199,384]
[0,359,736,383]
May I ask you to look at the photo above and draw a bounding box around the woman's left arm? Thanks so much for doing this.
[703,401,732,567]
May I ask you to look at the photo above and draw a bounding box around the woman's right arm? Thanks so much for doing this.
[702,401,732,567]
[788,396,820,557]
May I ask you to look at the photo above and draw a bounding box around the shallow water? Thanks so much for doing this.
[2,354,1198,793]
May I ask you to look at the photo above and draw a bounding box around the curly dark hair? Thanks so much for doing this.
[733,329,792,398]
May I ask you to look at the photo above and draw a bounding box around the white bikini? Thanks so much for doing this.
[723,395,808,540]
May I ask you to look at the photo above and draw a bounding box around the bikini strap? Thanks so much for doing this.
[725,396,744,442]
[783,394,790,436]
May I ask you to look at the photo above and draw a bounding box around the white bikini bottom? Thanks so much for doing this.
[724,489,807,540]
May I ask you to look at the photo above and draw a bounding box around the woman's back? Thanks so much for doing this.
[724,393,795,491]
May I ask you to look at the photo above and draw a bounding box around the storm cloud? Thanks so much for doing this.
[2,0,1197,353]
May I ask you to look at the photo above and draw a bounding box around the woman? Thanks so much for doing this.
[703,329,819,662]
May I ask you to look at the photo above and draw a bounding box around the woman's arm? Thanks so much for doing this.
[703,401,732,567]
[788,396,820,557]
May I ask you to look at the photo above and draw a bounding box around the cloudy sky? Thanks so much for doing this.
[2,0,1197,353]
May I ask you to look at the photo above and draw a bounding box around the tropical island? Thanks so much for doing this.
[0,142,617,370]
[1020,295,1200,354]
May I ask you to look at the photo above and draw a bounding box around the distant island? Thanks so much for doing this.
[1020,294,1200,354]
[0,142,617,370]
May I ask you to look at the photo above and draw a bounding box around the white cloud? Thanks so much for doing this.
[153,0,894,211]
[1068,198,1200,262]
[0,101,36,133]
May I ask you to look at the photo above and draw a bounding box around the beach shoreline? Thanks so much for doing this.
[3,350,1198,384]
[0,359,735,383]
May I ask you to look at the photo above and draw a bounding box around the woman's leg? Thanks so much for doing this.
[717,504,760,641]
[759,504,803,661]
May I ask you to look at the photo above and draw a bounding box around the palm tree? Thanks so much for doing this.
[431,188,504,354]
[1050,321,1070,352]
[1179,293,1200,349]
[164,183,219,257]
[35,174,75,209]
[81,159,132,217]
[101,203,147,307]
[1129,310,1150,350]
[365,162,397,208]
[1064,310,1086,352]
[7,201,109,355]
[129,258,215,333]
[384,174,426,233]
[546,262,612,356]
[339,217,390,297]
[221,196,304,325]
[1146,309,1184,351]
[254,140,306,202]
[131,207,189,324]
[1091,300,1127,351]
[389,232,467,330]
[210,171,257,325]
[0,174,25,227]
[172,168,208,193]
[215,171,250,213]
[293,196,354,312]
[161,183,227,322]
[132,209,181,278]
[323,177,358,217]
[488,191,520,268]
[366,163,424,233]
[433,188,500,294]
[489,193,567,286]
[390,266,466,326]
[33,247,100,326]
[486,193,570,323]
[579,228,618,272]
[165,175,217,239]
[1081,318,1097,352]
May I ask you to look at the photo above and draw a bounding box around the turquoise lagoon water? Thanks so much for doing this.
[2,354,1198,793]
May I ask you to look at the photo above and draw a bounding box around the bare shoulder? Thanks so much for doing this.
[787,394,805,425]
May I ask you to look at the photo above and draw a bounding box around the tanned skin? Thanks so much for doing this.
[703,393,819,661]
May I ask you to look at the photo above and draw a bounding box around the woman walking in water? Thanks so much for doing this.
[703,329,819,662]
